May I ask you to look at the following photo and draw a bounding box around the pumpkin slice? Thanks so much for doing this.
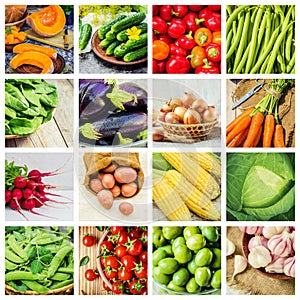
[13,43,57,60]
[26,5,66,38]
[10,51,54,74]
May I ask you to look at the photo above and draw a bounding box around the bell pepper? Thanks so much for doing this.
[177,31,196,50]
[152,59,158,73]
[152,16,168,35]
[183,12,201,34]
[205,42,221,62]
[187,46,206,68]
[168,18,187,39]
[153,5,161,17]
[212,31,221,45]
[195,58,220,74]
[166,55,190,74]
[194,27,212,47]
[156,60,166,73]
[152,40,170,60]
[188,5,204,12]
[157,34,173,45]
[159,5,173,21]
[207,5,221,12]
[198,7,221,32]
[172,5,188,18]
[169,44,187,57]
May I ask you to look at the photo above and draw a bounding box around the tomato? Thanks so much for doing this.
[82,234,96,247]
[118,268,133,281]
[121,255,137,271]
[105,255,120,270]
[153,40,170,60]
[129,279,144,295]
[129,228,141,240]
[103,281,111,291]
[139,231,148,247]
[99,240,114,255]
[115,245,127,258]
[117,231,129,245]
[100,257,107,267]
[111,281,124,294]
[140,287,147,295]
[110,226,124,235]
[105,267,118,279]
[139,251,148,263]
[134,262,147,279]
[126,239,143,256]
[85,269,98,281]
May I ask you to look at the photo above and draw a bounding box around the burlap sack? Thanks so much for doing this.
[83,152,144,197]
[5,5,27,23]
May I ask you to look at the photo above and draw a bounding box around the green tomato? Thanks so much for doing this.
[158,257,179,274]
[162,226,183,240]
[186,234,206,251]
[172,236,186,252]
[195,267,211,287]
[187,257,198,275]
[183,226,200,240]
[153,266,171,285]
[153,228,167,248]
[210,248,221,269]
[152,248,167,266]
[201,226,220,242]
[174,244,192,264]
[160,244,174,257]
[167,280,186,292]
[195,248,213,267]
[172,267,190,286]
[210,269,221,289]
[186,277,201,293]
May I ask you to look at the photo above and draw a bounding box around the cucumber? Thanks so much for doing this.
[98,14,127,39]
[79,23,92,51]
[99,38,113,49]
[105,30,116,41]
[106,41,121,56]
[111,12,146,33]
[123,46,148,62]
[114,33,147,58]
[116,22,148,42]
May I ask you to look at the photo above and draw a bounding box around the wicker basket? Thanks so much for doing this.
[159,120,218,143]
[5,283,74,295]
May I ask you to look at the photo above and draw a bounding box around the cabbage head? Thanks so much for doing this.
[226,153,295,221]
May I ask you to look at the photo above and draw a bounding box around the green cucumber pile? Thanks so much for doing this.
[98,12,148,62]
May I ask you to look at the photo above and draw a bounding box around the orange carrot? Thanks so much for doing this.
[262,114,275,147]
[243,111,265,148]
[226,107,254,135]
[252,125,263,147]
[227,128,249,148]
[273,124,286,148]
[226,115,252,146]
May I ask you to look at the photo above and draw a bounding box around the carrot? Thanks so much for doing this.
[226,107,254,134]
[252,125,263,147]
[227,128,249,148]
[243,111,265,148]
[226,115,251,146]
[273,124,286,148]
[262,114,275,147]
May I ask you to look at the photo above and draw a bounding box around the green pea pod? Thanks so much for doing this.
[50,272,71,281]
[22,280,49,294]
[5,271,46,282]
[50,279,74,290]
[7,235,28,261]
[5,259,19,271]
[5,248,26,264]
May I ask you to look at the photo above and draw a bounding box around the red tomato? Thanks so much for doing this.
[139,251,148,263]
[99,240,114,255]
[85,269,98,281]
[115,245,127,258]
[100,257,107,267]
[105,267,118,279]
[134,262,147,279]
[110,226,124,235]
[82,234,96,247]
[127,239,143,256]
[121,255,137,272]
[103,281,111,291]
[129,228,141,240]
[140,287,148,295]
[118,231,129,245]
[111,281,124,294]
[105,255,120,270]
[118,268,133,281]
[139,231,148,247]
[129,279,143,295]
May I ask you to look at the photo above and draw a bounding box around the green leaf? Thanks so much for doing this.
[116,132,133,145]
[226,206,258,221]
[152,153,173,172]
[106,85,137,110]
[8,281,27,292]
[9,116,43,136]
[80,256,89,267]
[21,84,41,106]
[30,260,43,274]
[27,246,37,260]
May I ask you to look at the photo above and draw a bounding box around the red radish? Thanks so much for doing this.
[5,190,12,203]
[11,189,23,201]
[21,199,36,210]
[9,199,29,221]
[14,176,27,189]
[23,188,33,199]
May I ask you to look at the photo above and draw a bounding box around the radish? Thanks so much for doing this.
[5,190,12,203]
[14,176,27,189]
[21,199,58,219]
[11,189,23,201]
[9,199,29,221]
[23,188,33,199]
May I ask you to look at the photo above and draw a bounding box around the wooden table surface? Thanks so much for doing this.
[5,79,74,148]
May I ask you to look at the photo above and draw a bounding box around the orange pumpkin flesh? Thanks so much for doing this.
[13,43,57,59]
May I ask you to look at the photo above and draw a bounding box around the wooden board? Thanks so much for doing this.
[25,29,74,50]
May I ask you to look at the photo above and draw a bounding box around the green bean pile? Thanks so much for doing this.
[5,227,74,294]
[226,5,295,74]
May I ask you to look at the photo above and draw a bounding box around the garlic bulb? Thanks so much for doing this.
[248,235,268,251]
[232,255,248,280]
[267,231,293,257]
[265,256,285,273]
[239,226,263,235]
[248,246,272,268]
[283,256,295,277]
[262,226,288,239]
[226,238,236,256]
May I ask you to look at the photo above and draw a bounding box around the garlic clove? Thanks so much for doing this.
[265,256,285,273]
[262,226,288,239]
[239,226,263,235]
[248,235,268,251]
[226,238,236,256]
[232,255,248,280]
[267,231,293,257]
[248,246,272,268]
[283,256,295,277]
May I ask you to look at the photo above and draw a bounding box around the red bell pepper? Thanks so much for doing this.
[169,44,187,57]
[166,55,190,74]
[205,42,221,62]
[152,59,158,73]
[187,46,206,68]
[207,5,221,12]
[199,7,221,32]
[172,5,188,18]
[152,16,168,35]
[177,31,196,50]
[157,34,173,45]
[183,12,201,34]
[195,58,220,74]
[159,5,173,21]
[153,5,161,17]
[168,18,187,39]
[156,60,166,73]
[188,5,204,12]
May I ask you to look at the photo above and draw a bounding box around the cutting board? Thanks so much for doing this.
[25,29,74,50]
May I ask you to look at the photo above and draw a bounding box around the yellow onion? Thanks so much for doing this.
[202,106,218,123]
[173,106,187,123]
[192,98,208,113]
[183,108,201,124]
[182,91,197,108]
[165,112,180,124]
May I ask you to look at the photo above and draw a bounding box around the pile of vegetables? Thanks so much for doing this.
[97,226,148,295]
[227,5,295,74]
[5,79,59,136]
[5,26,26,45]
[227,153,295,221]
[153,226,221,294]
[79,79,147,146]
[152,152,221,221]
[5,226,74,294]
[152,5,221,74]
[5,159,71,221]
[227,79,295,148]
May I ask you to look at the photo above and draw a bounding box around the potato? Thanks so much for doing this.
[102,173,115,189]
[110,185,121,197]
[89,178,104,193]
[121,182,138,198]
[102,163,118,173]
[119,202,134,216]
[114,167,137,184]
[97,190,114,209]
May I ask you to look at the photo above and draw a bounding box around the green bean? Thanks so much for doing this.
[260,53,271,74]
[5,259,19,271]
[7,235,28,261]
[276,53,286,73]
[5,248,26,264]
[285,28,293,60]
[262,10,273,51]
[286,52,295,73]
[234,43,251,74]
[5,271,46,282]
[226,5,250,35]
[47,246,73,277]
[226,5,233,18]
[22,280,49,294]
[50,279,74,290]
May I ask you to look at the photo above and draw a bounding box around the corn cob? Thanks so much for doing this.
[186,152,221,184]
[153,173,191,221]
[164,169,221,220]
[161,152,221,200]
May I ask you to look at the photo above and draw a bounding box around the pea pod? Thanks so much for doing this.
[5,271,46,281]
[7,235,28,261]
[22,280,49,294]
[5,248,26,264]
[50,279,74,290]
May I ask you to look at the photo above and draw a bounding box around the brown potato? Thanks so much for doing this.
[89,178,104,193]
[102,163,118,173]
[119,202,134,216]
[121,182,138,198]
[102,173,115,189]
[110,185,121,197]
[97,190,113,209]
[114,167,137,184]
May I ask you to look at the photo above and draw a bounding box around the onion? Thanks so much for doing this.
[158,110,167,122]
[173,106,187,123]
[160,102,173,112]
[165,112,181,124]
[182,92,197,108]
[192,99,208,113]
[202,106,218,123]
[169,97,183,109]
[183,108,201,124]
